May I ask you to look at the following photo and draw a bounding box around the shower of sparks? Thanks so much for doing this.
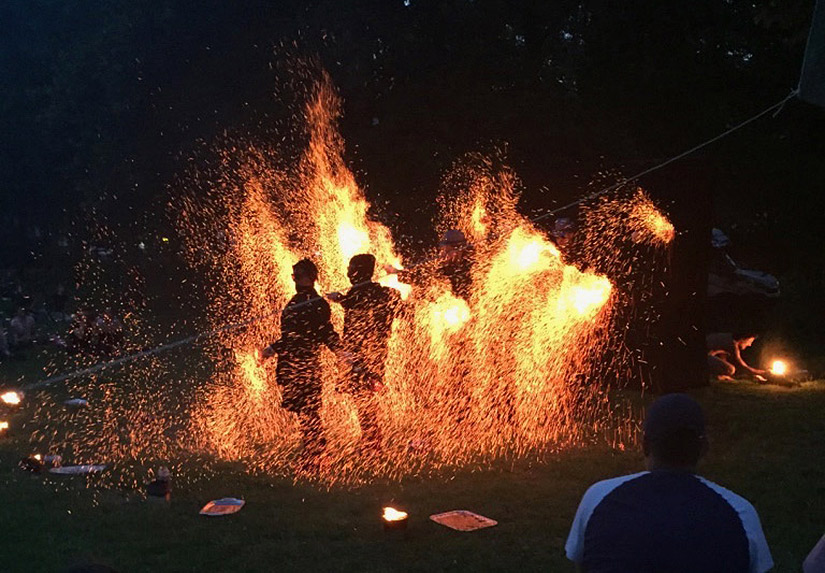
[21,70,675,488]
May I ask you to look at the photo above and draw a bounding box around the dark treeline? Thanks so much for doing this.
[1,1,823,377]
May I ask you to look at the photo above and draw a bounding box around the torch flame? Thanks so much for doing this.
[0,421,8,432]
[1,391,21,406]
[382,507,408,521]
[770,360,788,376]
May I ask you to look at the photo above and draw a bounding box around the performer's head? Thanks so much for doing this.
[347,254,376,284]
[292,258,319,288]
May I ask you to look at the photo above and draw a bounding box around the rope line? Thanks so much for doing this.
[19,89,798,391]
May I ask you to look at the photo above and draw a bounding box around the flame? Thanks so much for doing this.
[470,201,489,239]
[432,295,471,332]
[1,391,21,406]
[506,229,561,274]
[770,360,788,376]
[337,221,370,264]
[378,272,413,300]
[33,454,42,461]
[382,507,408,521]
[160,71,659,486]
[567,277,613,317]
[237,350,267,397]
[0,421,8,432]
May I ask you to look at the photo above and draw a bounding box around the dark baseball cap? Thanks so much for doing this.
[643,393,705,442]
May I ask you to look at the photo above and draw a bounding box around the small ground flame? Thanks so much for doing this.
[770,360,788,376]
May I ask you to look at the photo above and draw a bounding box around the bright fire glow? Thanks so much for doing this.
[337,221,370,263]
[432,295,471,332]
[0,421,8,432]
[42,70,674,488]
[568,279,613,317]
[1,391,21,406]
[770,360,788,376]
[382,507,408,521]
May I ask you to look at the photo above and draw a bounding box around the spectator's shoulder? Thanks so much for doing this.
[582,471,649,503]
[566,472,649,564]
[695,476,757,516]
[696,476,774,573]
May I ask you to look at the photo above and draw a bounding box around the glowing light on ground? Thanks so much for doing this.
[382,507,408,521]
[770,360,788,376]
[1,391,22,406]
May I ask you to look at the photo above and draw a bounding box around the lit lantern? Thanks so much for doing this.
[382,506,409,531]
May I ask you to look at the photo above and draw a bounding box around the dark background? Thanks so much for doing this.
[1,1,823,378]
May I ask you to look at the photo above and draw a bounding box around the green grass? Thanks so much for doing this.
[1,375,823,572]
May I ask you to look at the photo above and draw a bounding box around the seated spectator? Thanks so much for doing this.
[707,331,767,381]
[566,393,772,573]
[9,307,35,347]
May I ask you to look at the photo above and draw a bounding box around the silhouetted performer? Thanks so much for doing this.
[328,254,401,450]
[263,259,339,466]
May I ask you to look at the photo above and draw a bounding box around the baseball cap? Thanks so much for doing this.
[643,393,705,442]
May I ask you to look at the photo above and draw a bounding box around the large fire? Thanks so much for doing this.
[25,70,675,487]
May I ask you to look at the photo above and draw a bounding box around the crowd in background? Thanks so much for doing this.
[0,268,125,362]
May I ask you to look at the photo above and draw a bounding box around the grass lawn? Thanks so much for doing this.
[0,370,823,572]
